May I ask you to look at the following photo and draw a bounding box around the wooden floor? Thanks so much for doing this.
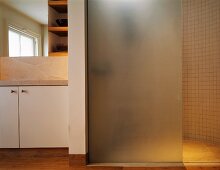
[0,148,220,170]
[0,148,69,170]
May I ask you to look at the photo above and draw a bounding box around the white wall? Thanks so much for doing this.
[0,2,44,56]
[42,25,48,56]
[68,0,87,154]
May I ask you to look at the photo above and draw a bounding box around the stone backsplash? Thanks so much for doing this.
[0,57,68,80]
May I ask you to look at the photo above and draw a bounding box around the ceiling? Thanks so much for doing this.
[0,0,48,25]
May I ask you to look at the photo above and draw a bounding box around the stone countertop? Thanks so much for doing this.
[0,80,68,86]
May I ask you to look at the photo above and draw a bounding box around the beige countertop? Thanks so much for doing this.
[0,80,68,86]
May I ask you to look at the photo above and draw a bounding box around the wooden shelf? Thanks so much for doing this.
[48,27,68,37]
[48,1,67,13]
[48,0,68,58]
[49,52,68,57]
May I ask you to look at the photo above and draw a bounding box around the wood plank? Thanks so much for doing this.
[48,1,67,13]
[48,27,68,36]
[49,52,68,57]
[69,154,88,166]
[48,26,68,31]
[0,148,69,169]
[0,149,219,169]
[49,0,67,6]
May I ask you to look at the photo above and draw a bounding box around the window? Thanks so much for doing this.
[8,26,39,57]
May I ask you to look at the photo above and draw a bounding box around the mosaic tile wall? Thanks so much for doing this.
[183,0,220,144]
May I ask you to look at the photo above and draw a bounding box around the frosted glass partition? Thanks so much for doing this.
[88,0,182,163]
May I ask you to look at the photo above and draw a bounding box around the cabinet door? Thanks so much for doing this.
[0,87,19,148]
[19,86,68,148]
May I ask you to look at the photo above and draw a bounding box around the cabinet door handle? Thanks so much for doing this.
[11,90,17,93]
[21,89,28,93]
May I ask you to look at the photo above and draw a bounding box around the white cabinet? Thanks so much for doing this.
[0,86,68,148]
[0,87,19,148]
[19,86,68,148]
